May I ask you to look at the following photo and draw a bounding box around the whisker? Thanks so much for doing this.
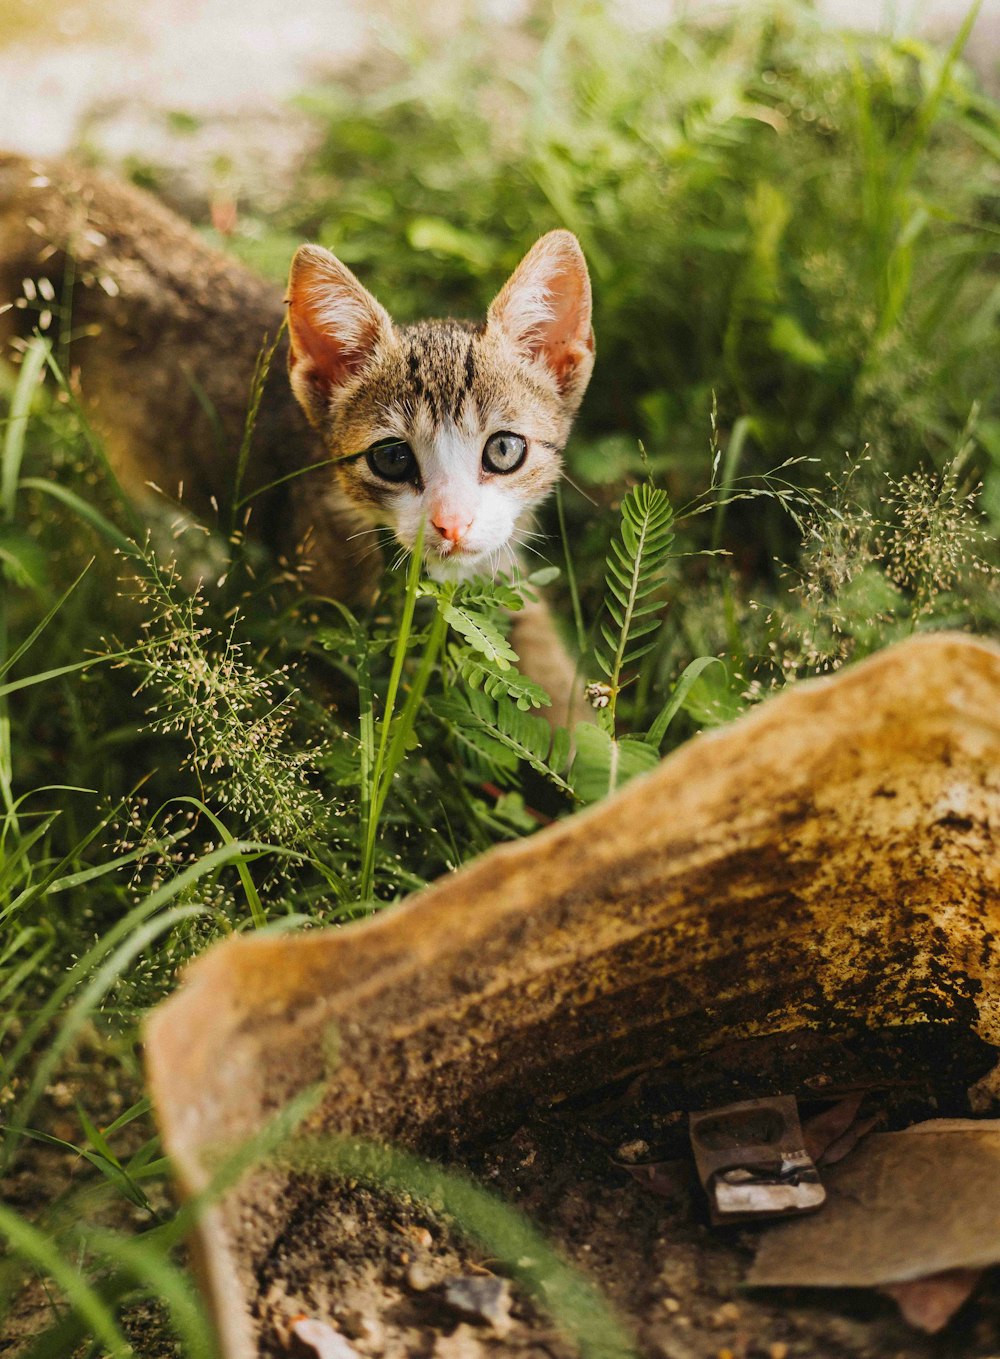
[346,526,390,544]
[503,542,520,582]
[352,542,388,568]
[560,470,598,507]
[510,532,553,566]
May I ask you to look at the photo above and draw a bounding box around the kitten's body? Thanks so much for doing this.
[0,153,592,721]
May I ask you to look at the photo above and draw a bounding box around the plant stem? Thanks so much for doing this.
[556,485,586,657]
[358,523,426,901]
[374,604,447,825]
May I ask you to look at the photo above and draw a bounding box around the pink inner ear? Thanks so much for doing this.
[287,306,356,390]
[287,247,389,396]
[533,269,592,386]
[490,231,593,394]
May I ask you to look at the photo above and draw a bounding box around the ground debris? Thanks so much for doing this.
[289,1315,362,1359]
[802,1092,881,1166]
[749,1119,1000,1332]
[690,1096,825,1225]
[440,1276,513,1335]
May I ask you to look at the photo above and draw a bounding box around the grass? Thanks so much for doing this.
[1,1,999,1355]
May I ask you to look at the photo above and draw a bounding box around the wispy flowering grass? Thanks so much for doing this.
[123,546,324,849]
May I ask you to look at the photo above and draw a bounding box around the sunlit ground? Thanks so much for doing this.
[1,0,995,173]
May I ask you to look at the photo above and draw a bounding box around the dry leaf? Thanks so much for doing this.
[881,1267,983,1333]
[802,1093,880,1167]
[750,1121,1000,1319]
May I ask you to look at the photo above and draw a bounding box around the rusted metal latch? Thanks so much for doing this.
[690,1095,826,1225]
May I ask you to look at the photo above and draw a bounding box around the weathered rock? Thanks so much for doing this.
[440,1276,513,1333]
[144,633,1000,1359]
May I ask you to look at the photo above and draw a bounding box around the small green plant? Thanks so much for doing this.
[590,481,675,734]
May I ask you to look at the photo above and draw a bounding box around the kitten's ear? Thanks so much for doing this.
[487,230,594,409]
[286,244,394,425]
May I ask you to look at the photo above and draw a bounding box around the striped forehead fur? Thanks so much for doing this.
[325,317,567,447]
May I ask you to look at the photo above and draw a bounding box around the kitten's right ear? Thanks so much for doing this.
[286,245,393,426]
[487,230,594,412]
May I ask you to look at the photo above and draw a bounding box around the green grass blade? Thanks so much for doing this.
[0,1203,132,1356]
[17,479,136,555]
[0,560,94,681]
[1,338,50,521]
[84,1228,219,1359]
[167,796,267,928]
[645,656,724,748]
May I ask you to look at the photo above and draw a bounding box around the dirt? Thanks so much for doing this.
[243,1024,1000,1359]
[6,1027,1000,1358]
[0,1049,178,1359]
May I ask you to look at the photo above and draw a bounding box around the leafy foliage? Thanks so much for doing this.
[448,644,551,711]
[433,690,572,795]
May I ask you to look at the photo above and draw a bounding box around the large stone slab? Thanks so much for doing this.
[145,632,1000,1359]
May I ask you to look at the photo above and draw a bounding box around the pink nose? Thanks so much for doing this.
[432,514,473,544]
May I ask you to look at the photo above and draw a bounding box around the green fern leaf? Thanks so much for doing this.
[590,481,675,728]
[440,601,518,669]
[449,644,551,711]
[433,694,573,794]
[571,725,660,805]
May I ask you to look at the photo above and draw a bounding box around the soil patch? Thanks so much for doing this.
[244,1024,1000,1359]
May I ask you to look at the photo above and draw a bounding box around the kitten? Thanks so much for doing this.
[285,233,593,587]
[0,153,594,723]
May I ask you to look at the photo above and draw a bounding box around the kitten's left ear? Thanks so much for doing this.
[487,230,595,410]
[286,244,394,426]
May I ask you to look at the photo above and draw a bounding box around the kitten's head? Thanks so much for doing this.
[285,231,594,578]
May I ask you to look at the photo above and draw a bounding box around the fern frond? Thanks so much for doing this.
[439,600,518,669]
[430,695,521,782]
[443,578,525,612]
[433,693,573,794]
[448,644,551,711]
[592,482,674,727]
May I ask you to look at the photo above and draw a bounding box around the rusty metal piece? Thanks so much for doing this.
[690,1096,825,1224]
[144,634,1000,1359]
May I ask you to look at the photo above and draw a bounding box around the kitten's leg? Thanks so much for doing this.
[510,596,591,731]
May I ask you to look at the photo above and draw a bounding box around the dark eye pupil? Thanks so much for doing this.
[484,432,527,474]
[367,442,416,483]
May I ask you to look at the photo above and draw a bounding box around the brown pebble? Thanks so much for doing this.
[617,1138,650,1162]
[406,1261,436,1292]
[711,1302,741,1327]
[339,1309,384,1349]
[769,1345,789,1359]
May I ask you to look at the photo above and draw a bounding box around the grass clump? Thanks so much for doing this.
[1,3,1000,1357]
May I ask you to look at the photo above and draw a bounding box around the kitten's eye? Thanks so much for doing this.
[483,431,527,475]
[365,441,417,484]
